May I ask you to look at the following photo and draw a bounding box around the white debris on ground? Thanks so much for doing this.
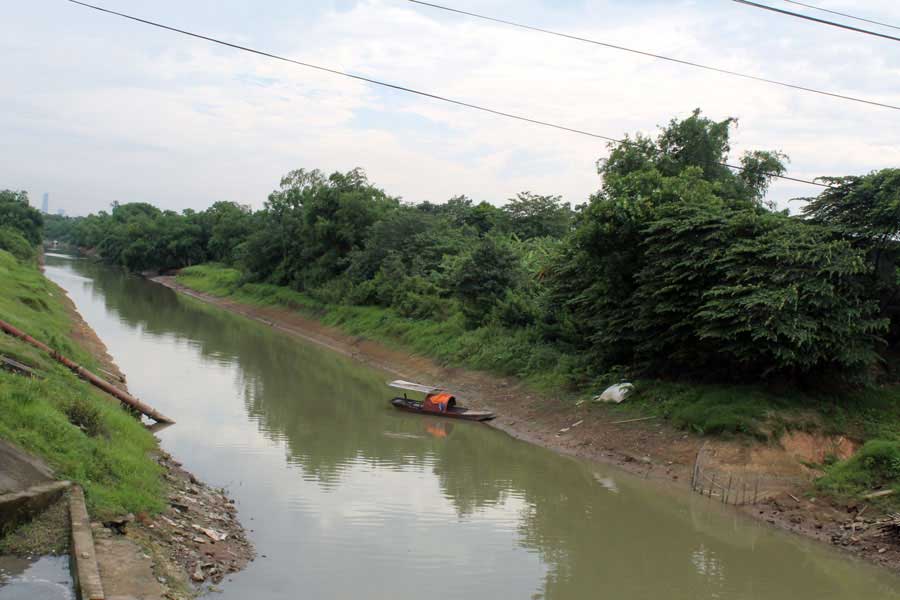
[593,383,635,404]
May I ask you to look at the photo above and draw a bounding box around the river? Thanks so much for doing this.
[43,254,900,599]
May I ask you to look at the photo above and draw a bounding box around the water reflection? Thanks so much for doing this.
[0,556,73,600]
[45,255,900,600]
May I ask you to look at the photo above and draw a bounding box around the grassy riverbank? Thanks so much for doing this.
[177,263,900,506]
[0,250,163,518]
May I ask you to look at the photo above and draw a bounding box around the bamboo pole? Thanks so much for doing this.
[0,318,174,424]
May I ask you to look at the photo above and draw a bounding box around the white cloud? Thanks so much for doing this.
[1,0,897,215]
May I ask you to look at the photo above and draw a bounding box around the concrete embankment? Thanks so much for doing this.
[0,440,69,538]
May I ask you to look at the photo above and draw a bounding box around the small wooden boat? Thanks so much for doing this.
[388,380,495,422]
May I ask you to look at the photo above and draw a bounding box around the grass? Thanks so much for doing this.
[0,250,163,519]
[816,440,900,505]
[179,264,578,394]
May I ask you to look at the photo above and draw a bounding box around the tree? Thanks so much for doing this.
[263,167,400,289]
[635,202,884,378]
[600,109,787,208]
[503,192,573,240]
[204,202,254,264]
[0,190,43,246]
[545,110,886,381]
[802,169,900,339]
[446,235,520,327]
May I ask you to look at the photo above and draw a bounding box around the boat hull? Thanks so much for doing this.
[390,398,495,421]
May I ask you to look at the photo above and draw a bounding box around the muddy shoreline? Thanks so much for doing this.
[58,277,254,598]
[152,274,900,573]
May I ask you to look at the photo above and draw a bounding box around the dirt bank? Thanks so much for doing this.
[56,278,254,598]
[153,275,900,573]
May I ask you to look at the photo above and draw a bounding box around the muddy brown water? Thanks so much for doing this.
[44,254,900,599]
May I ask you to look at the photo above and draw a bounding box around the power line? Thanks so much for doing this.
[407,0,899,112]
[782,0,900,32]
[67,0,830,189]
[733,0,900,42]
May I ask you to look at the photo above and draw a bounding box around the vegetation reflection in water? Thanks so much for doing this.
[44,255,900,600]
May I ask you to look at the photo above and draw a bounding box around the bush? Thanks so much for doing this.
[817,440,900,497]
[0,227,35,262]
[65,397,106,438]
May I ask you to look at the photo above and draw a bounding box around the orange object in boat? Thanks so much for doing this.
[423,393,455,413]
[388,380,495,421]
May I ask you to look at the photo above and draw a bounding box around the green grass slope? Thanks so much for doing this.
[0,250,163,518]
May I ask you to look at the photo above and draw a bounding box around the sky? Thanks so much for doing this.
[2,0,898,216]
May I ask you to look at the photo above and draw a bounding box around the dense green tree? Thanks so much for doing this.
[634,202,884,379]
[43,110,895,387]
[802,169,900,339]
[0,190,43,246]
[503,192,573,240]
[445,235,521,327]
[196,201,253,264]
[545,110,879,380]
[265,168,400,289]
[0,227,36,261]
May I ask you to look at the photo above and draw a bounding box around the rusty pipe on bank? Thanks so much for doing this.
[0,318,175,424]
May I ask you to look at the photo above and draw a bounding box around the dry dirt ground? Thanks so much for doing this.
[154,275,900,572]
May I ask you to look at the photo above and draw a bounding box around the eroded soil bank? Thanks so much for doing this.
[153,274,900,573]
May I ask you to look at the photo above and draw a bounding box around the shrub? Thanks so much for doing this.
[820,440,900,491]
[65,397,106,438]
[0,227,35,262]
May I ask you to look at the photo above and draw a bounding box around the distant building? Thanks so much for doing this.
[41,193,49,214]
[56,208,66,217]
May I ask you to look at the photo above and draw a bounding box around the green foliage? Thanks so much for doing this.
[204,201,254,264]
[802,169,900,342]
[178,264,577,394]
[635,202,885,378]
[817,440,900,500]
[0,226,36,262]
[65,396,106,438]
[445,235,522,327]
[626,380,783,440]
[47,110,900,397]
[43,214,76,244]
[0,190,43,248]
[549,109,890,382]
[263,168,400,288]
[502,192,573,240]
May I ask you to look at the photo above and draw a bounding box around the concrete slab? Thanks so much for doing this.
[0,481,70,535]
[0,439,55,495]
[93,532,166,600]
[69,486,104,600]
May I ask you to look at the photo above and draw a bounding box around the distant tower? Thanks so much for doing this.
[41,193,49,214]
[57,208,66,217]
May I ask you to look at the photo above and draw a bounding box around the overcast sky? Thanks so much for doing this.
[3,0,898,216]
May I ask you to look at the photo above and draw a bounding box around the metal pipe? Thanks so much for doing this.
[0,318,174,424]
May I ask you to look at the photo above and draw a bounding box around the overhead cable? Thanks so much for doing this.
[67,0,831,188]
[406,0,899,112]
[733,0,900,43]
[782,0,900,32]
